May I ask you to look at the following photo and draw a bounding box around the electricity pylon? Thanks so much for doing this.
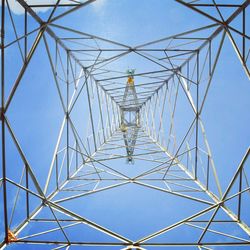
[0,1,250,249]
[120,70,140,164]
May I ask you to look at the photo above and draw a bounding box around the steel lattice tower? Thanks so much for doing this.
[0,1,250,249]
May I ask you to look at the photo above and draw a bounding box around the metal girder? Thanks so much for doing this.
[0,1,249,250]
[176,0,250,79]
[120,72,140,163]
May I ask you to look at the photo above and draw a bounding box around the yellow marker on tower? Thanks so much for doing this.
[7,229,18,243]
[127,76,134,85]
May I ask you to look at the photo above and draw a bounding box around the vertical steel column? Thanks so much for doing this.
[195,52,199,179]
[1,0,8,242]
[24,9,29,220]
[85,72,97,152]
[24,10,27,60]
[242,8,245,64]
[96,82,106,143]
[104,90,112,137]
[66,51,70,179]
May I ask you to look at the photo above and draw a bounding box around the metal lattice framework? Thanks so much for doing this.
[0,0,250,249]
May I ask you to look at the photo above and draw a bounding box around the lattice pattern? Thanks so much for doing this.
[0,1,249,249]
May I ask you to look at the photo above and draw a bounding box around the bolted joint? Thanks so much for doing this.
[40,21,48,28]
[42,199,49,206]
[122,245,144,250]
[0,107,4,121]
